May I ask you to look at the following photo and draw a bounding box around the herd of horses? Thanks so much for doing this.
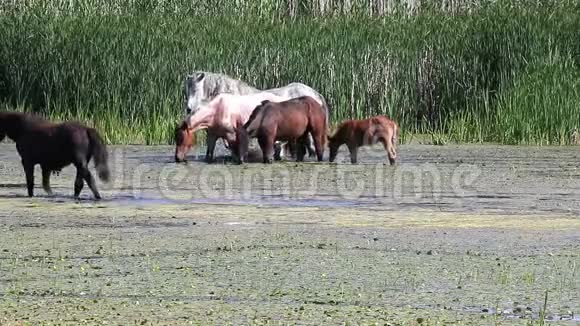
[0,71,399,200]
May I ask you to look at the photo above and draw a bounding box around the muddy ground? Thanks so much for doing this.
[0,142,579,325]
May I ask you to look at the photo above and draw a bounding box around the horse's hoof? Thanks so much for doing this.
[175,156,187,163]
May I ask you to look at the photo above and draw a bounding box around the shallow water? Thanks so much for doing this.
[0,143,579,324]
[4,143,579,214]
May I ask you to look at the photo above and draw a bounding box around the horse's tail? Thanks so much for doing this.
[87,128,110,182]
[322,97,331,132]
[319,95,331,133]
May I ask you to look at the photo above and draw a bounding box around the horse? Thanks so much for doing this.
[182,71,331,159]
[328,115,399,165]
[175,92,288,163]
[243,96,327,163]
[0,112,110,199]
[174,122,197,162]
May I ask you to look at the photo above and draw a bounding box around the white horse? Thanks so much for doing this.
[183,71,331,160]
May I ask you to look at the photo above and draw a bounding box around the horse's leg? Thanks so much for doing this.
[257,136,267,163]
[41,166,53,196]
[73,169,84,199]
[305,134,316,157]
[348,143,358,164]
[314,138,324,162]
[205,132,218,163]
[235,128,249,164]
[273,142,283,161]
[74,161,101,200]
[311,129,325,162]
[276,141,293,160]
[22,160,35,197]
[296,137,308,162]
[381,132,396,165]
[286,139,296,158]
[265,135,276,164]
[83,168,101,200]
[258,136,274,164]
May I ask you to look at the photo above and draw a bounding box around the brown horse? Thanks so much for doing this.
[243,96,327,163]
[328,116,398,165]
[0,112,110,199]
[174,122,196,163]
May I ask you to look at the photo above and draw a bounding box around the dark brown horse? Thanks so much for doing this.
[243,96,327,163]
[0,112,110,199]
[328,115,399,164]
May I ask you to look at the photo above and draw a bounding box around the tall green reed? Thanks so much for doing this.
[0,2,578,144]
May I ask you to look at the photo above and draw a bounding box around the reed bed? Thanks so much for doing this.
[0,1,578,144]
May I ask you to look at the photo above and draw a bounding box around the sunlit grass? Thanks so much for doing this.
[0,1,579,144]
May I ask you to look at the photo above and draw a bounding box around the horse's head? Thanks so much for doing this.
[228,127,249,164]
[174,121,195,163]
[0,112,27,142]
[184,72,206,115]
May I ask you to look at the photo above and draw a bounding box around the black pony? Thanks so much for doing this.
[0,112,110,199]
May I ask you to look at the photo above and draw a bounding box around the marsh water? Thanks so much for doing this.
[0,143,579,324]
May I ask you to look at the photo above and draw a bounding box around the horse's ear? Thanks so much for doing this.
[195,72,205,82]
[261,100,270,106]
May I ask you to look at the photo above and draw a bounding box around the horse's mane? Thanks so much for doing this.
[0,112,52,141]
[328,119,353,141]
[0,113,73,134]
[191,71,259,98]
[243,99,273,131]
[0,111,46,126]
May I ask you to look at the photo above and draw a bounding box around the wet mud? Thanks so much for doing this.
[0,143,579,324]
